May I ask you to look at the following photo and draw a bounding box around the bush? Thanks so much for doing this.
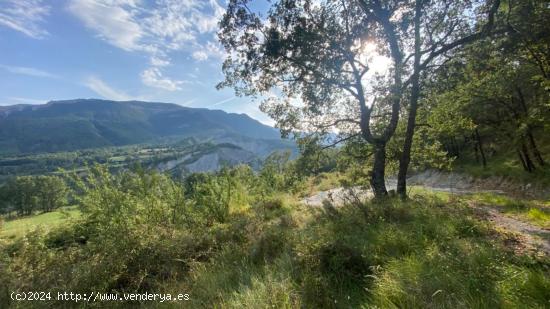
[318,242,370,282]
[249,229,287,264]
[2,167,549,308]
[260,197,284,211]
[0,166,222,307]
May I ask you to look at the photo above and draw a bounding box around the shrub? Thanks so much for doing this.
[260,197,284,211]
[318,242,370,283]
[1,165,221,307]
[249,229,287,264]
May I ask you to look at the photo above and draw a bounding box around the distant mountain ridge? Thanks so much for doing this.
[0,99,283,155]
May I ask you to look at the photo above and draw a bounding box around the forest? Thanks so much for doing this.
[0,0,549,308]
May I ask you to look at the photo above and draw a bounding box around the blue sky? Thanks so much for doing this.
[0,0,273,124]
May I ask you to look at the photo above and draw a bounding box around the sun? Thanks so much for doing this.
[361,42,391,74]
[354,41,391,75]
[370,54,392,74]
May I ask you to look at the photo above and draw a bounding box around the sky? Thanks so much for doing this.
[0,0,274,124]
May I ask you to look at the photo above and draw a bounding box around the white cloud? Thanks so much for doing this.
[67,0,145,52]
[0,64,58,78]
[192,40,225,62]
[195,0,225,33]
[68,0,226,57]
[192,51,208,61]
[140,67,187,91]
[84,76,133,101]
[150,56,170,67]
[68,0,227,90]
[0,0,50,38]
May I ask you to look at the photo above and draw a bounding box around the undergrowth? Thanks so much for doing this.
[0,167,548,308]
[178,193,549,308]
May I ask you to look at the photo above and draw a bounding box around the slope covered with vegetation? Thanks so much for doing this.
[0,163,548,308]
[0,99,281,155]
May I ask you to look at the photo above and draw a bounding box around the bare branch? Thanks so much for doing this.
[321,133,362,149]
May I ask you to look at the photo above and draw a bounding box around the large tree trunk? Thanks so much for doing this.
[396,78,419,198]
[358,0,406,199]
[396,0,422,199]
[371,143,388,197]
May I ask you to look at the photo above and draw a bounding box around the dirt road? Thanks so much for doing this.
[302,185,550,256]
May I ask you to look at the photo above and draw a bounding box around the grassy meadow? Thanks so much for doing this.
[0,207,80,240]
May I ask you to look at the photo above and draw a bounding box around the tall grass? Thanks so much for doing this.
[1,168,548,308]
[180,193,549,308]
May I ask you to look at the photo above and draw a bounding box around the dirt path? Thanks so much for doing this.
[302,186,371,207]
[474,205,550,256]
[302,186,550,256]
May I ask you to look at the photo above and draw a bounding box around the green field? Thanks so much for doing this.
[0,207,80,239]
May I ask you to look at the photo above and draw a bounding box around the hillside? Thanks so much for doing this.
[1,167,549,308]
[0,99,281,155]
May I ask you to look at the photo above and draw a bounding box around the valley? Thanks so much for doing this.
[0,136,293,182]
[0,99,296,183]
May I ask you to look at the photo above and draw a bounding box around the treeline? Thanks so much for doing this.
[0,175,68,216]
[0,151,303,220]
[218,0,549,197]
[423,0,549,173]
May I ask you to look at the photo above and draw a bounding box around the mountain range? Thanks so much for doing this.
[0,99,287,155]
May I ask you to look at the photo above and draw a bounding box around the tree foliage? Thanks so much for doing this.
[218,0,507,197]
[0,175,68,216]
[219,0,405,196]
[424,0,550,173]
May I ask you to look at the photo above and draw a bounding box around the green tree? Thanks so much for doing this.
[4,176,38,216]
[0,175,69,216]
[425,1,550,173]
[219,0,506,198]
[0,183,11,216]
[356,0,502,197]
[34,175,68,212]
[219,0,402,197]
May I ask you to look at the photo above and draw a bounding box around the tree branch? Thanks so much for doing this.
[322,133,362,149]
[419,0,502,71]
